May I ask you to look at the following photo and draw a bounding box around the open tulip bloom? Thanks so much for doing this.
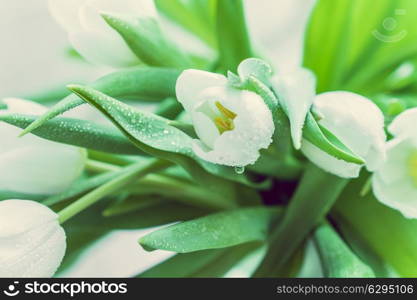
[3,0,417,279]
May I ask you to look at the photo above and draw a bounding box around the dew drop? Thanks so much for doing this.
[234,166,245,174]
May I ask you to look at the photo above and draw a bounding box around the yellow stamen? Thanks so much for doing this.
[408,151,417,187]
[214,117,235,134]
[215,101,237,120]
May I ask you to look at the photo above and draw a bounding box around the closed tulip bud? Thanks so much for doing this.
[48,0,155,67]
[0,200,66,277]
[0,98,86,195]
[301,91,386,178]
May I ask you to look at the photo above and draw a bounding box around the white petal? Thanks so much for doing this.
[0,98,47,155]
[69,31,140,68]
[175,69,227,112]
[301,139,362,178]
[0,99,87,195]
[372,175,417,219]
[159,16,215,60]
[388,107,417,138]
[0,200,66,277]
[192,112,220,149]
[48,0,87,32]
[375,138,413,184]
[271,68,316,149]
[0,200,57,237]
[0,143,86,195]
[0,97,46,115]
[303,91,386,177]
[193,88,274,166]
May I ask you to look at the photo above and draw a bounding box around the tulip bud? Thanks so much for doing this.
[271,68,316,150]
[176,69,274,167]
[0,200,66,277]
[48,0,155,67]
[0,98,86,195]
[372,108,417,218]
[301,91,386,178]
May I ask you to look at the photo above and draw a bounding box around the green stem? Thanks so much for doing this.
[216,0,252,72]
[85,159,120,173]
[312,222,374,278]
[87,150,144,166]
[58,159,170,224]
[253,163,348,277]
[127,175,233,210]
[85,158,234,210]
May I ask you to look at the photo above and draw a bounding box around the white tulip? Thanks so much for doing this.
[48,0,156,67]
[0,200,66,277]
[0,98,86,195]
[372,108,417,218]
[271,68,316,149]
[48,0,212,68]
[301,91,386,178]
[176,69,274,167]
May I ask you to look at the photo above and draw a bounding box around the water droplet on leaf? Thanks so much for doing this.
[234,166,245,174]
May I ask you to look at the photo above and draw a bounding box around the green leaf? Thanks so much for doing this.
[0,99,8,110]
[67,84,259,190]
[303,113,365,164]
[254,163,348,277]
[168,120,198,138]
[21,85,72,104]
[137,248,227,278]
[333,174,417,277]
[0,190,45,201]
[155,0,217,48]
[20,67,179,136]
[58,200,209,275]
[64,199,209,232]
[43,171,120,207]
[102,14,192,68]
[304,0,417,93]
[331,209,398,277]
[154,97,183,119]
[190,243,261,277]
[245,75,278,112]
[138,243,260,278]
[0,114,142,155]
[102,194,164,217]
[127,173,237,210]
[139,206,280,253]
[313,223,375,278]
[216,0,253,72]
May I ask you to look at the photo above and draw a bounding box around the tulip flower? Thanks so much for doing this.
[48,0,210,68]
[0,98,86,195]
[175,69,275,167]
[48,0,154,67]
[301,91,386,178]
[0,200,66,277]
[271,68,316,149]
[372,108,417,218]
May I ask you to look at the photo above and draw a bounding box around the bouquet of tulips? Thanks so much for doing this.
[2,0,417,278]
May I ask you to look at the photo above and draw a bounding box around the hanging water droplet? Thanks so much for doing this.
[234,166,245,174]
